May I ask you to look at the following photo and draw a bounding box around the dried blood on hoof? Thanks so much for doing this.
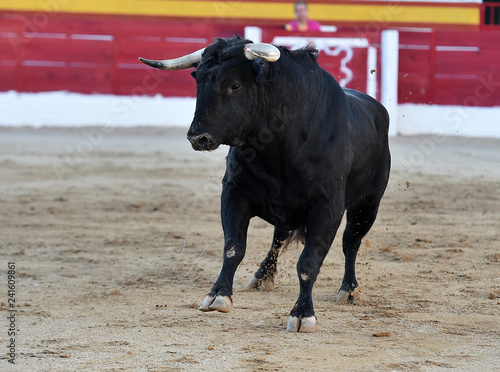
[336,287,361,304]
[198,295,233,313]
[247,275,275,291]
[286,315,317,333]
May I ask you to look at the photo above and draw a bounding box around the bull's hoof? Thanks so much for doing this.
[286,315,317,333]
[336,287,361,304]
[247,275,275,291]
[199,295,215,312]
[209,295,233,312]
[199,295,233,313]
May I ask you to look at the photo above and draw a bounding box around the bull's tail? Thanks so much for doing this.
[280,227,306,254]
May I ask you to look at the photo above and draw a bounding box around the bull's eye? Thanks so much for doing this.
[228,84,242,94]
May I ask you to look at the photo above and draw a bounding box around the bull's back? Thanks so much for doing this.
[342,88,390,206]
[343,89,389,136]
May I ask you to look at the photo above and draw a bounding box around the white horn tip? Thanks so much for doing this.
[244,43,280,62]
[138,57,167,70]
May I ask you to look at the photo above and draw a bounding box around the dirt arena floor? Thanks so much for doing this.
[1,127,499,371]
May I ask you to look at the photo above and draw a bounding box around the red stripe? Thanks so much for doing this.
[1,12,499,106]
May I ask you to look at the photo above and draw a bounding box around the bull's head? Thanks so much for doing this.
[139,38,280,151]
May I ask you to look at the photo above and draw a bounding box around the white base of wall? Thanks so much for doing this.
[0,91,196,127]
[1,92,499,139]
[398,103,500,139]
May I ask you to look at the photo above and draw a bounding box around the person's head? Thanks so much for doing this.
[294,1,309,22]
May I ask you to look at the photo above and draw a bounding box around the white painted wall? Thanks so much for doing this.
[1,92,499,139]
[0,91,195,127]
[398,103,500,138]
[381,30,399,137]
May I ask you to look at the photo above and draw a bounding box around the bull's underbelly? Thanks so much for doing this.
[229,178,310,230]
[257,202,308,231]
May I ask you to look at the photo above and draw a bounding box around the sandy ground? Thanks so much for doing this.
[1,127,499,372]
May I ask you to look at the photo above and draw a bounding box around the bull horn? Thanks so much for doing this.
[244,43,280,62]
[138,48,205,70]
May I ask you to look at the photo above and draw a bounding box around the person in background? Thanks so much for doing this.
[285,1,321,32]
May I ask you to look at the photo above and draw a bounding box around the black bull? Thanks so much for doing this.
[141,36,391,332]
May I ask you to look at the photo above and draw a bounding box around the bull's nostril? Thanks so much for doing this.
[188,133,215,151]
[197,135,210,148]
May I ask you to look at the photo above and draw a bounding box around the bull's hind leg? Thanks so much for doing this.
[248,228,289,291]
[288,210,343,333]
[336,201,381,304]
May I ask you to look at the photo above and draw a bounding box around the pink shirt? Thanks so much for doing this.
[285,20,321,32]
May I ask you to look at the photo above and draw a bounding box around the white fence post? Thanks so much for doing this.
[367,45,377,99]
[244,26,262,43]
[381,30,399,137]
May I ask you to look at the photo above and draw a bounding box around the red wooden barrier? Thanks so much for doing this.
[399,29,500,106]
[1,12,499,107]
[0,13,243,97]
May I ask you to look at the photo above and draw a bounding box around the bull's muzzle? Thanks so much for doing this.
[187,133,218,151]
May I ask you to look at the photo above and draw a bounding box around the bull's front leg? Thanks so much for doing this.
[199,191,251,313]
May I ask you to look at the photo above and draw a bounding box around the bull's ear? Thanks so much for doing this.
[252,58,273,85]
[190,70,197,79]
